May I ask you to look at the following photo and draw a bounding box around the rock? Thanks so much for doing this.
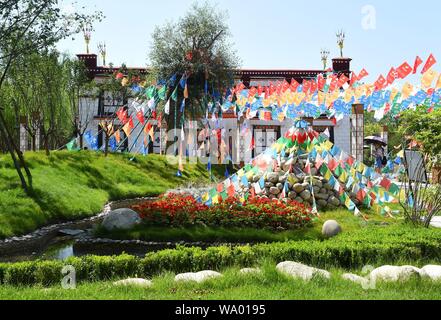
[101,208,141,231]
[278,175,288,183]
[265,182,274,188]
[310,168,318,176]
[113,278,152,288]
[252,175,261,183]
[328,196,341,207]
[342,273,367,285]
[293,183,305,193]
[300,190,312,201]
[295,197,304,204]
[267,173,279,184]
[369,266,423,282]
[276,183,284,190]
[276,261,331,281]
[288,174,300,185]
[240,268,262,275]
[175,271,222,283]
[270,187,281,195]
[316,193,329,201]
[317,200,328,208]
[323,183,333,191]
[58,229,85,237]
[421,265,441,281]
[312,186,321,195]
[312,179,323,188]
[322,220,342,238]
[288,191,297,200]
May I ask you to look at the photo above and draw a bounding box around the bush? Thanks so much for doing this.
[132,194,313,230]
[1,225,441,287]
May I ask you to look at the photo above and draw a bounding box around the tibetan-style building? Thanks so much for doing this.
[76,53,364,163]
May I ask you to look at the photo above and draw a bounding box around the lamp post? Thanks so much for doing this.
[320,49,330,70]
[98,42,107,66]
[83,24,92,54]
[336,30,345,58]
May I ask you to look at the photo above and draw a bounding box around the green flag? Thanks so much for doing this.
[171,87,178,102]
[66,139,78,151]
[157,86,167,101]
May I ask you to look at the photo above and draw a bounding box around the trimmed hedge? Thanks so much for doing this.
[2,225,441,286]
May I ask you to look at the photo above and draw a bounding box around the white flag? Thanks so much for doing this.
[164,99,170,115]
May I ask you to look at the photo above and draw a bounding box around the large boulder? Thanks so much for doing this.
[270,187,281,195]
[322,220,342,238]
[293,183,305,193]
[369,266,423,282]
[267,173,280,184]
[276,261,331,281]
[421,265,441,281]
[175,270,222,283]
[101,208,141,231]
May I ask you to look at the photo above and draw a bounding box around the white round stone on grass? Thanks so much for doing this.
[276,261,331,281]
[322,220,342,238]
[101,208,141,231]
[113,278,152,288]
[369,265,423,282]
[421,265,441,281]
[175,270,222,283]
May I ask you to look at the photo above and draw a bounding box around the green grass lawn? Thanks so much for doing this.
[0,151,223,239]
[2,264,441,300]
[94,207,396,243]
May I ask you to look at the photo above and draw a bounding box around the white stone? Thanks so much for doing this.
[240,268,262,275]
[369,265,423,282]
[101,208,141,231]
[276,261,331,281]
[421,265,441,281]
[342,273,367,285]
[113,278,152,288]
[322,220,342,238]
[175,270,222,283]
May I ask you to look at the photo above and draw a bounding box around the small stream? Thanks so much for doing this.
[0,197,159,263]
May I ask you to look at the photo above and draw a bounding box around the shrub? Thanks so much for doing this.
[132,194,313,230]
[1,225,441,287]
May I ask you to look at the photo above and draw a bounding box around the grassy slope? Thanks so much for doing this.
[2,264,441,300]
[0,151,222,239]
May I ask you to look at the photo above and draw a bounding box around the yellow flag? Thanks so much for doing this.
[149,126,155,142]
[436,74,441,89]
[421,69,438,88]
[212,195,220,205]
[402,83,413,100]
[122,122,131,138]
[339,170,348,183]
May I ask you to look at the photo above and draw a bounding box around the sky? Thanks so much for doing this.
[57,0,441,83]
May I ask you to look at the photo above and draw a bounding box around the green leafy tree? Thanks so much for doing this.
[399,107,441,165]
[0,0,103,193]
[149,1,239,130]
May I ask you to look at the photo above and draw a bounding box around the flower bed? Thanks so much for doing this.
[131,194,313,230]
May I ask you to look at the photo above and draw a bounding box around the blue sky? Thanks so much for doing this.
[57,0,441,83]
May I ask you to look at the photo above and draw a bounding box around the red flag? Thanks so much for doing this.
[413,56,423,74]
[337,74,350,88]
[157,114,162,128]
[128,116,134,129]
[136,111,145,125]
[269,82,275,95]
[396,62,412,79]
[374,75,387,90]
[386,67,398,85]
[290,78,300,92]
[350,72,358,86]
[257,85,263,96]
[302,79,311,93]
[116,107,125,122]
[317,74,326,90]
[421,54,437,74]
[282,80,290,92]
[329,75,339,92]
[309,80,318,94]
[358,69,369,80]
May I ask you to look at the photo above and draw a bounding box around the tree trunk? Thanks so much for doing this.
[79,133,84,149]
[104,134,109,157]
[0,110,33,190]
[43,135,50,156]
[31,134,36,151]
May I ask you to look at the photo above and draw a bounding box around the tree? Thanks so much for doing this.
[0,0,103,192]
[398,107,441,165]
[149,1,239,131]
